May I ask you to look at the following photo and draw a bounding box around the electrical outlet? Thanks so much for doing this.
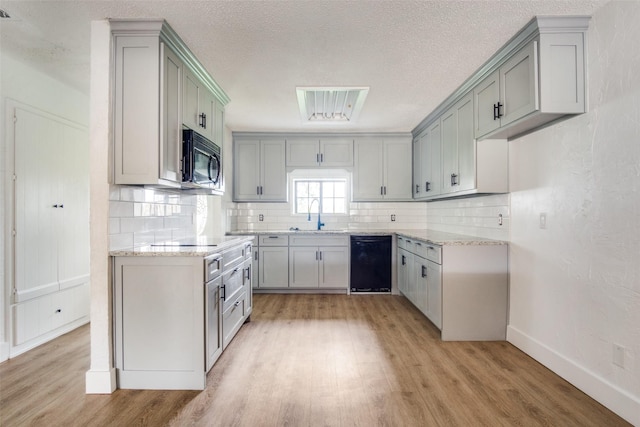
[613,343,625,368]
[539,213,547,229]
[259,214,264,222]
[498,213,503,226]
[391,214,396,222]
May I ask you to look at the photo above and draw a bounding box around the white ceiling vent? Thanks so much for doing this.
[296,87,369,123]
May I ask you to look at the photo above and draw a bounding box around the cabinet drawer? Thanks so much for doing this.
[222,265,244,312]
[421,243,442,264]
[259,235,289,246]
[222,292,246,348]
[205,254,222,282]
[397,235,407,250]
[222,246,244,271]
[289,235,348,246]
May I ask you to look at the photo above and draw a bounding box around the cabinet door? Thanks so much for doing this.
[319,137,353,167]
[456,93,476,192]
[198,88,217,141]
[259,246,289,288]
[426,260,442,330]
[252,247,259,289]
[260,139,287,201]
[412,135,422,198]
[161,44,182,183]
[243,259,253,316]
[473,70,500,139]
[414,257,429,315]
[397,248,410,296]
[440,106,458,195]
[289,247,319,288]
[115,257,204,388]
[113,36,161,185]
[206,276,223,372]
[183,68,200,131]
[286,138,319,167]
[318,246,349,288]
[233,139,261,201]
[383,137,413,200]
[14,107,61,301]
[424,120,442,197]
[59,124,90,290]
[214,100,225,146]
[500,40,538,126]
[353,137,384,201]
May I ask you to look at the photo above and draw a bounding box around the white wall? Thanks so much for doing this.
[0,53,89,362]
[507,1,640,424]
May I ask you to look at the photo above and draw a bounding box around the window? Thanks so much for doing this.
[294,179,346,215]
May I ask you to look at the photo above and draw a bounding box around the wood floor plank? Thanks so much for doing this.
[0,294,631,426]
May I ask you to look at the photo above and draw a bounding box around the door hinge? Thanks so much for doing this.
[12,174,17,181]
[12,229,16,237]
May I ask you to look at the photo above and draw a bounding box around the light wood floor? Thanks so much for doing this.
[0,294,630,426]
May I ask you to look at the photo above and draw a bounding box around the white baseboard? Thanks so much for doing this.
[507,325,640,426]
[0,341,10,362]
[9,317,89,358]
[86,367,117,394]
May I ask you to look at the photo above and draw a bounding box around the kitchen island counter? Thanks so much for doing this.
[109,235,254,257]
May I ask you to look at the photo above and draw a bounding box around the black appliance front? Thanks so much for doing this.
[182,129,221,191]
[350,235,392,293]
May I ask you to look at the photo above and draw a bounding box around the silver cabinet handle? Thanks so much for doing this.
[234,300,241,307]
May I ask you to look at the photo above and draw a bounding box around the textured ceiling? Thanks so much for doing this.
[0,0,604,132]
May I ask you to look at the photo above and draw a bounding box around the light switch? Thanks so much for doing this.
[539,213,547,229]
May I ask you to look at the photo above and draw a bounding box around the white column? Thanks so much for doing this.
[85,19,116,394]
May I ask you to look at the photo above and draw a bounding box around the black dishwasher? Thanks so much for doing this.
[350,235,392,293]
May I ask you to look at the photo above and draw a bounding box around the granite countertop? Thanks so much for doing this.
[110,235,254,257]
[227,230,506,246]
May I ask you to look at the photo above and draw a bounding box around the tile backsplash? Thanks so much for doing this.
[229,194,509,240]
[109,185,199,250]
[426,193,509,240]
[230,201,428,232]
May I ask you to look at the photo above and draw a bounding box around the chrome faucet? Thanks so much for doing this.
[308,199,325,230]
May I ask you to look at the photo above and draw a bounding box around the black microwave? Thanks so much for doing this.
[182,129,222,193]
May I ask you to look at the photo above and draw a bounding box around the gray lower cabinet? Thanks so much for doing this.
[114,256,206,390]
[113,240,253,390]
[397,235,507,341]
[252,234,349,290]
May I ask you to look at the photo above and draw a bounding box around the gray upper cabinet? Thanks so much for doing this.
[412,16,589,201]
[111,20,229,188]
[286,136,353,167]
[233,137,287,202]
[413,121,442,200]
[473,19,587,140]
[353,136,412,201]
[184,67,218,142]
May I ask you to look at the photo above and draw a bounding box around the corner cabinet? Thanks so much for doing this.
[353,136,413,201]
[111,20,229,188]
[412,16,589,201]
[233,137,287,202]
[413,120,442,200]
